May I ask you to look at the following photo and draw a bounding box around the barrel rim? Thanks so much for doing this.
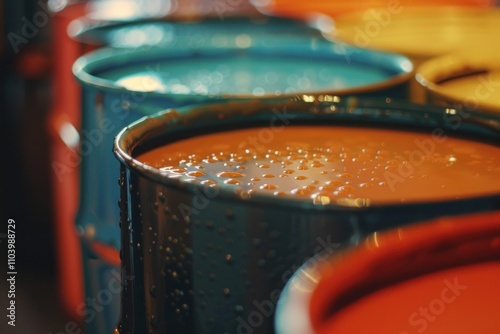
[72,42,414,100]
[275,210,500,334]
[113,97,500,212]
[416,49,500,115]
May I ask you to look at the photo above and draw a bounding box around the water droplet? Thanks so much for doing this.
[334,185,356,197]
[260,184,278,190]
[224,179,242,185]
[186,171,206,177]
[313,192,335,205]
[225,210,234,219]
[217,171,244,178]
[291,186,314,196]
[311,161,325,168]
[150,285,156,297]
[201,180,216,186]
[150,315,159,329]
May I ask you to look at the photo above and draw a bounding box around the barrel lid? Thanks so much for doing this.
[73,42,412,99]
[416,48,500,115]
[328,7,500,59]
[275,210,500,334]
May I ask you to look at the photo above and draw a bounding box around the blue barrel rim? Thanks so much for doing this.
[73,43,414,100]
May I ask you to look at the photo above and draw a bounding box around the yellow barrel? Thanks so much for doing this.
[327,7,500,102]
[416,48,500,115]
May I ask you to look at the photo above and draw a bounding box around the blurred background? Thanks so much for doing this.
[1,0,499,333]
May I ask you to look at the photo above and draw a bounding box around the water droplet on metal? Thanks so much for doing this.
[150,285,156,297]
[225,209,234,219]
[150,315,159,329]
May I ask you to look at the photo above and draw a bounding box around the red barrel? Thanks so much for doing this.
[276,210,500,334]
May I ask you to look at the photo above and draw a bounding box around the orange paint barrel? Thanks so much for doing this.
[114,98,499,334]
[275,210,500,334]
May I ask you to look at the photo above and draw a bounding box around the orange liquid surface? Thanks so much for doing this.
[136,126,500,204]
[319,261,500,334]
